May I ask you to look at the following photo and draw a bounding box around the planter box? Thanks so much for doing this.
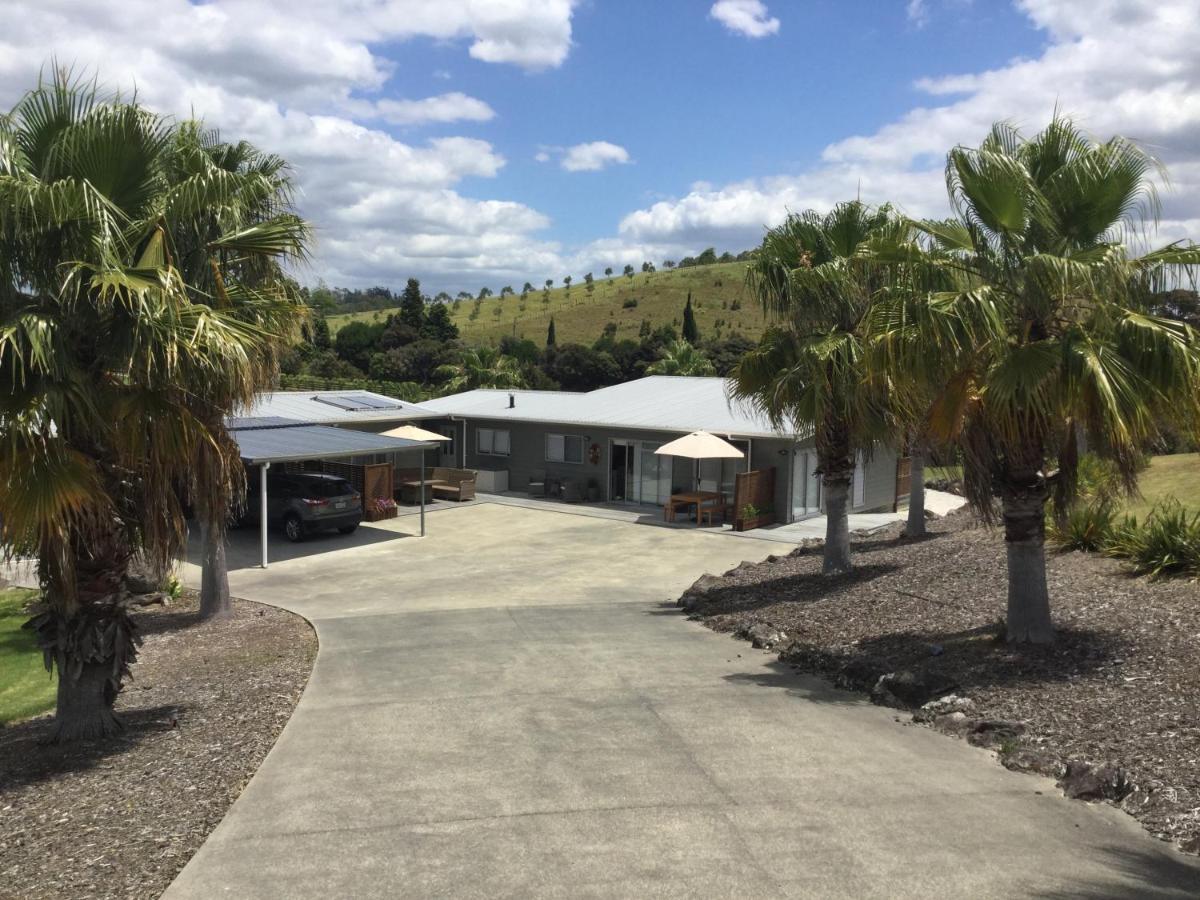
[365,506,398,522]
[733,513,773,532]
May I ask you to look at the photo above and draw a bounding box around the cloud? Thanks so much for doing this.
[560,141,632,172]
[617,0,1200,257]
[0,0,579,292]
[364,92,495,126]
[906,0,929,27]
[709,0,780,38]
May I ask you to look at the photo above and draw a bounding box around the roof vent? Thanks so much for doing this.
[508,393,516,409]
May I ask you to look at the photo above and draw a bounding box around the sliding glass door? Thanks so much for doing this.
[611,439,672,505]
[791,449,822,519]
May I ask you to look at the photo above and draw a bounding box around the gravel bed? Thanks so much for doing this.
[681,511,1200,855]
[0,592,316,899]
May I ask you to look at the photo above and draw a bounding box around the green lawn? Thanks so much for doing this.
[1125,452,1200,518]
[327,261,767,347]
[0,587,56,724]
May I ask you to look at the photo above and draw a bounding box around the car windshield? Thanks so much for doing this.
[297,477,355,498]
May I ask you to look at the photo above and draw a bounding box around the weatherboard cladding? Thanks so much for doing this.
[420,376,798,439]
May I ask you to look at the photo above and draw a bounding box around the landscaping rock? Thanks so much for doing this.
[1058,761,1133,802]
[964,718,1025,749]
[913,694,975,723]
[739,622,786,649]
[871,668,958,709]
[1001,748,1060,777]
[677,573,724,611]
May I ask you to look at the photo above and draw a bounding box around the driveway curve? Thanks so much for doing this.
[168,503,1199,899]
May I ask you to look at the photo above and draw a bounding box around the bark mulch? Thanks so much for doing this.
[0,592,316,900]
[680,510,1200,856]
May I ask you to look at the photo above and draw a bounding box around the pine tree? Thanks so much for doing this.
[399,277,424,330]
[682,292,699,344]
[546,316,557,348]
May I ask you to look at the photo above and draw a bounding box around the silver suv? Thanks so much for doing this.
[243,470,363,542]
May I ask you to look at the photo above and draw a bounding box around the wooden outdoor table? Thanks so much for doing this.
[664,491,723,525]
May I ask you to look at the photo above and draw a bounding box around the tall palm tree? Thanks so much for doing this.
[731,202,895,573]
[0,71,308,740]
[871,119,1200,644]
[436,346,525,392]
[646,339,716,376]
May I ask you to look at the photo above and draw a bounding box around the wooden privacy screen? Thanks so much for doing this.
[895,456,912,511]
[733,467,776,525]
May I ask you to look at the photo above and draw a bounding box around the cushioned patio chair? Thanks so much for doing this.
[529,470,547,497]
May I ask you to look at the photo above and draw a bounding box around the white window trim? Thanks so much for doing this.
[545,432,584,464]
[477,427,511,457]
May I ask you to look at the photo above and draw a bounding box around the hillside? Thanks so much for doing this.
[326,262,766,346]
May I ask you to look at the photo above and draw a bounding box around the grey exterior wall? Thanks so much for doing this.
[422,415,897,522]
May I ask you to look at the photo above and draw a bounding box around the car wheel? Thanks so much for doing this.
[283,514,305,543]
[337,525,358,535]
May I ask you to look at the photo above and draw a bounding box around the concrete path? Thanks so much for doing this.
[167,504,1198,899]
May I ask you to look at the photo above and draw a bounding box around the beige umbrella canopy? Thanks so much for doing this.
[379,424,451,442]
[654,430,744,460]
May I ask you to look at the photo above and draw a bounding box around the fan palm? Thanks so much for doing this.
[731,201,896,573]
[646,340,716,376]
[870,118,1200,644]
[436,346,525,392]
[0,71,308,740]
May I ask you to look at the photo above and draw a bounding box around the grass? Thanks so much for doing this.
[0,587,55,725]
[1125,452,1200,518]
[327,262,767,346]
[926,465,962,483]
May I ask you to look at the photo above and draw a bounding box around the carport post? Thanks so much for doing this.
[260,461,270,569]
[419,451,426,537]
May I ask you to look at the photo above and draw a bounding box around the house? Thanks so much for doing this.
[420,376,902,522]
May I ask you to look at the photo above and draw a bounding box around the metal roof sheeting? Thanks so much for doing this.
[230,419,430,464]
[420,376,798,439]
[237,390,439,425]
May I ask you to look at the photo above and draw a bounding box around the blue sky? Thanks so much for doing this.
[2,1,1198,293]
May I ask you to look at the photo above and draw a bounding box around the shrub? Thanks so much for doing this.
[1048,500,1117,552]
[1103,500,1200,579]
[622,297,638,309]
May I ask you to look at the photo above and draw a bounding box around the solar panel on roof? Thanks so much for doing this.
[311,393,404,412]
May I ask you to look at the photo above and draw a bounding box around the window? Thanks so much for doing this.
[546,433,584,464]
[477,427,510,456]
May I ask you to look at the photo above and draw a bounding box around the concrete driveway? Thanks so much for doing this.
[167,503,1199,899]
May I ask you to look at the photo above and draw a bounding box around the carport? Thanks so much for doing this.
[229,417,435,568]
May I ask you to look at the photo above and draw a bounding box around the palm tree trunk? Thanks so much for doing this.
[906,450,926,537]
[53,657,122,742]
[1001,477,1055,645]
[822,476,852,574]
[199,519,231,619]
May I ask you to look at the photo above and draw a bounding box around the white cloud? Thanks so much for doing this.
[0,0,579,292]
[906,0,929,27]
[560,141,631,172]
[618,0,1200,258]
[709,0,780,39]
[534,150,551,163]
[365,92,495,126]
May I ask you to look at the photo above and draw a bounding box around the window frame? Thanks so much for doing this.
[545,432,585,464]
[477,426,511,457]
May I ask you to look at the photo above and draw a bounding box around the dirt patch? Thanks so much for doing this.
[681,511,1200,855]
[0,592,316,899]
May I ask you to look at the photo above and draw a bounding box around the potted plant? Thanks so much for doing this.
[586,477,600,502]
[367,496,398,522]
[734,502,774,532]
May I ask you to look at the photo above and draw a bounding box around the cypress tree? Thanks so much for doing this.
[546,316,557,348]
[682,292,699,344]
[399,277,425,330]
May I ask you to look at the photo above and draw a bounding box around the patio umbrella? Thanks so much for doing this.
[379,424,451,442]
[654,430,744,460]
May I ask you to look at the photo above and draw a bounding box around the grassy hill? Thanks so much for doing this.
[326,262,766,346]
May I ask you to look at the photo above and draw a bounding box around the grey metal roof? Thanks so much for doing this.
[420,376,798,439]
[236,390,439,425]
[230,419,431,464]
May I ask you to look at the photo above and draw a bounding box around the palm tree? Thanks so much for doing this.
[436,347,526,392]
[0,72,308,740]
[646,340,716,376]
[871,119,1200,644]
[732,202,895,574]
